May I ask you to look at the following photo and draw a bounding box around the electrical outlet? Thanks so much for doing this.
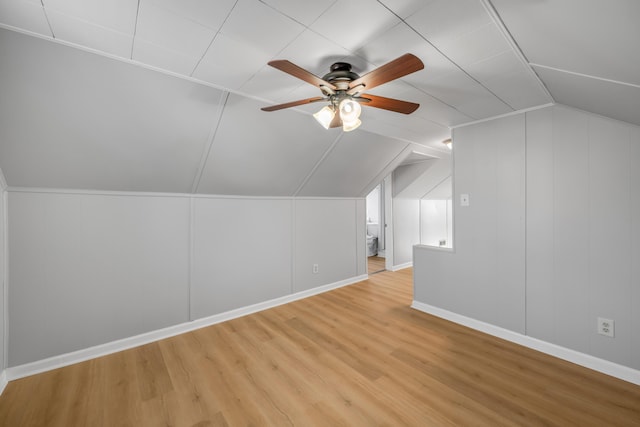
[597,317,614,337]
[312,264,319,274]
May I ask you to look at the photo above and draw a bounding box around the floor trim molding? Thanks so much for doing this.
[390,262,412,271]
[411,300,640,386]
[0,370,7,395]
[4,275,368,384]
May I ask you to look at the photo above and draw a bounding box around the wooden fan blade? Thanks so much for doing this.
[268,60,337,90]
[347,54,424,95]
[261,97,326,112]
[357,94,420,114]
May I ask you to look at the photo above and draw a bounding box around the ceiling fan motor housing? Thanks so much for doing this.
[322,62,360,90]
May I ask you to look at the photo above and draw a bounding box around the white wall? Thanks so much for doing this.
[415,105,640,371]
[6,191,365,366]
[392,198,420,267]
[365,185,380,226]
[420,199,452,247]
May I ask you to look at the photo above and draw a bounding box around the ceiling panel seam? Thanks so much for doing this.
[378,1,514,111]
[189,0,240,77]
[129,0,141,60]
[481,0,554,102]
[451,102,554,129]
[191,91,230,193]
[420,174,451,200]
[40,1,55,38]
[403,81,474,121]
[257,0,336,28]
[358,143,413,197]
[292,132,344,197]
[531,63,640,90]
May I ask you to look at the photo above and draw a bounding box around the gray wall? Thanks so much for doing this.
[294,199,364,291]
[191,198,293,318]
[414,105,640,370]
[526,106,640,368]
[8,192,191,366]
[0,177,5,373]
[415,113,526,333]
[8,191,365,366]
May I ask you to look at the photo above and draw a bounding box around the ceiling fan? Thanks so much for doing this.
[261,53,424,132]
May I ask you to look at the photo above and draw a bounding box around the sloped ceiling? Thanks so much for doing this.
[0,0,637,196]
[490,0,640,127]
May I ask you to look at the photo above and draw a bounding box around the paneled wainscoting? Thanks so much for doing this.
[0,268,638,426]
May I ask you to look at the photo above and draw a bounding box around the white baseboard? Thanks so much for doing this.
[411,301,640,386]
[4,275,368,383]
[390,262,412,271]
[0,370,7,395]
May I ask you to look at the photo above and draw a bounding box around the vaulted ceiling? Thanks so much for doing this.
[0,0,637,196]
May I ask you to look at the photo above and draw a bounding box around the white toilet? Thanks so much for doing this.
[366,223,379,256]
[366,234,378,256]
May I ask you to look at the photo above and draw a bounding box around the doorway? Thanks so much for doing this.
[366,182,385,275]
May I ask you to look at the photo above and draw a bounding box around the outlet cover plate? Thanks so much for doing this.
[597,317,614,337]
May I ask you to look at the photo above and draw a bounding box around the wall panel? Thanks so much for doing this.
[393,198,420,266]
[587,116,632,365]
[631,126,640,370]
[417,115,526,333]
[0,187,5,372]
[294,199,358,291]
[552,106,590,353]
[356,198,367,277]
[8,192,190,365]
[191,198,292,319]
[417,104,640,372]
[525,107,555,340]
[5,190,366,367]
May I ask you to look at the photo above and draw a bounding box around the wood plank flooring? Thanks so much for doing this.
[367,256,385,275]
[1,268,639,426]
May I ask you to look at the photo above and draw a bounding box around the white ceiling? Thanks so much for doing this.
[0,0,637,196]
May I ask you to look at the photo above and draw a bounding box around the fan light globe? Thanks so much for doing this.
[342,118,362,132]
[339,99,361,123]
[313,106,335,129]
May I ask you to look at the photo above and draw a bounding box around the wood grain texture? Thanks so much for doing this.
[358,94,420,114]
[1,268,639,426]
[347,53,424,94]
[367,256,385,275]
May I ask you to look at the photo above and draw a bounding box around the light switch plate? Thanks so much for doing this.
[460,194,470,206]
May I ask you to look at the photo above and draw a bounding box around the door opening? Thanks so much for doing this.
[366,183,385,275]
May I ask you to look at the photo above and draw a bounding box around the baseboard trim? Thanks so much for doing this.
[4,275,368,383]
[390,262,412,271]
[0,370,7,395]
[411,301,640,386]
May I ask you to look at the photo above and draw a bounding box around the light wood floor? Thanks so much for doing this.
[367,255,386,275]
[1,268,639,426]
